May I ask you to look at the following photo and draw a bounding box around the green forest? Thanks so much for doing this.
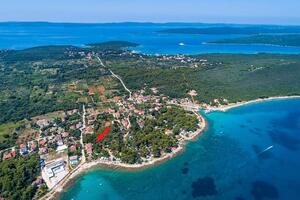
[0,155,40,200]
[107,53,300,103]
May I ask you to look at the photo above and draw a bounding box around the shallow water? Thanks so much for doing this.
[60,99,300,200]
[1,23,300,54]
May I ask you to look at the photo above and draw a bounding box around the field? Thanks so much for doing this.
[0,122,20,140]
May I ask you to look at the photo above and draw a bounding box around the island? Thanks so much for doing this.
[209,34,300,47]
[1,41,300,200]
[158,26,300,35]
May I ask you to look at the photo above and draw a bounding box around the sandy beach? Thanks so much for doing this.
[205,96,300,112]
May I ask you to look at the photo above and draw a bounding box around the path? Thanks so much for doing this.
[96,56,132,99]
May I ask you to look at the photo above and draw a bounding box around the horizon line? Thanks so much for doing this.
[0,20,300,27]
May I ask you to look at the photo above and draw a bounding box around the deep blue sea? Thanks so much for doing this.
[60,99,300,200]
[1,22,300,54]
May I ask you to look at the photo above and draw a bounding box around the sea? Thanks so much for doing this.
[60,99,300,200]
[1,22,300,200]
[1,22,300,54]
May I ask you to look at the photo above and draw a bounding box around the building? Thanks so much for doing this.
[62,131,69,138]
[56,144,68,152]
[2,152,12,160]
[36,119,49,128]
[19,144,28,155]
[88,87,95,95]
[31,177,43,186]
[45,159,65,178]
[39,139,47,146]
[69,155,79,165]
[42,158,69,189]
[85,125,94,134]
[38,147,48,155]
[69,145,77,152]
[85,143,93,155]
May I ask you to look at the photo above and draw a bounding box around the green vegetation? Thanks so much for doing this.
[210,34,300,47]
[0,45,114,124]
[0,45,81,62]
[107,53,300,103]
[0,155,40,200]
[2,41,300,150]
[0,122,21,150]
[84,106,198,164]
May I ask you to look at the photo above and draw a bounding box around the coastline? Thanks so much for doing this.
[43,109,208,200]
[43,95,300,200]
[205,95,300,112]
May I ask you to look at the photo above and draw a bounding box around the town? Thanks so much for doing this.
[0,80,202,197]
[0,42,210,199]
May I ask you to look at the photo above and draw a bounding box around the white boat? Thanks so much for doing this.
[179,42,185,46]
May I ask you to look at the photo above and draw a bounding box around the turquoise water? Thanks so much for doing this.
[1,22,300,54]
[60,99,300,200]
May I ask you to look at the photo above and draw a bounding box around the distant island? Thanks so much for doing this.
[209,34,300,47]
[158,26,300,35]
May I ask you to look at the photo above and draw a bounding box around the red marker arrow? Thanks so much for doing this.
[96,127,110,143]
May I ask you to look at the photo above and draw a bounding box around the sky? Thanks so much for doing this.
[1,0,300,25]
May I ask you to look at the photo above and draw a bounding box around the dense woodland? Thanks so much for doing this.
[0,155,40,200]
[107,53,300,103]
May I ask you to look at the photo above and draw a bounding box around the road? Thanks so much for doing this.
[41,104,87,200]
[79,104,86,163]
[96,56,132,99]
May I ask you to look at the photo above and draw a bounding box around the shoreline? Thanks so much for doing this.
[43,109,208,200]
[205,95,300,112]
[43,95,300,199]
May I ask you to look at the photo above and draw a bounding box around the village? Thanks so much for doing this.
[0,82,201,192]
[0,48,206,199]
